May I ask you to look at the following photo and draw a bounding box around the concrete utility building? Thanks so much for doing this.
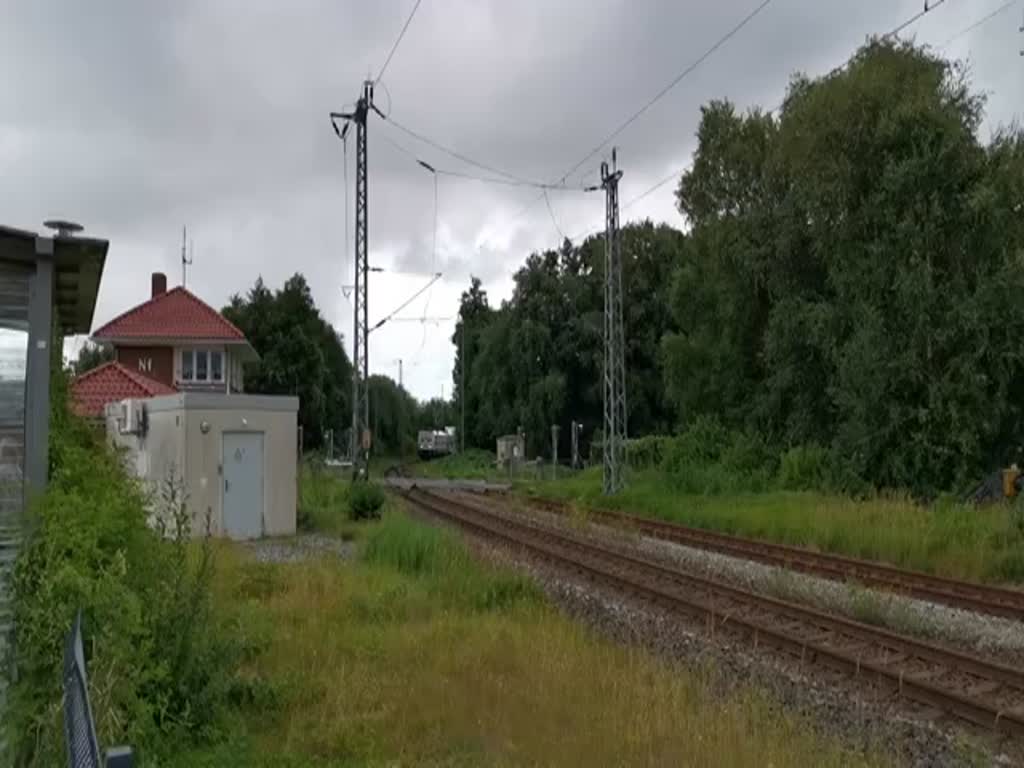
[106,393,298,539]
[72,272,298,540]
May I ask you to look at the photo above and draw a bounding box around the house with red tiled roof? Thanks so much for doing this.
[70,271,297,540]
[72,272,257,416]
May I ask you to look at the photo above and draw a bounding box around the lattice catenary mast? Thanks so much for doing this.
[331,80,379,479]
[601,150,627,494]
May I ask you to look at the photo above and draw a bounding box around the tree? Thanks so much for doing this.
[661,39,1024,493]
[452,277,493,449]
[70,341,113,375]
[223,275,352,450]
[368,374,418,456]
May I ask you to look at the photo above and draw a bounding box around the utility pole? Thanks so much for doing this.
[601,150,627,495]
[396,358,403,389]
[332,80,381,480]
[571,420,582,469]
[551,424,560,480]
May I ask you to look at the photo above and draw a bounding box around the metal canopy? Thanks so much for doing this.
[0,224,108,335]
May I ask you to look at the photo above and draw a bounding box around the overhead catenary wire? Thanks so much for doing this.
[378,120,586,190]
[384,114,567,188]
[370,272,443,333]
[484,0,777,245]
[543,190,567,242]
[556,0,775,185]
[565,0,955,245]
[939,0,1019,48]
[375,0,425,84]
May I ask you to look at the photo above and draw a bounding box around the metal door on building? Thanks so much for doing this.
[222,432,264,539]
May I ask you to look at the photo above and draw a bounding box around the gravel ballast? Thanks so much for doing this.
[244,533,357,564]
[461,491,1024,664]
[431,491,1021,766]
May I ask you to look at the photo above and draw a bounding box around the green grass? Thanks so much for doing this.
[521,468,1024,584]
[169,511,891,767]
[298,463,380,539]
[411,449,504,480]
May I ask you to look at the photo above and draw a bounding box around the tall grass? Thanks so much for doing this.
[172,512,890,767]
[526,468,1024,583]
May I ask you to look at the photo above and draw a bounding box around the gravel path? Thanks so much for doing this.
[244,533,357,564]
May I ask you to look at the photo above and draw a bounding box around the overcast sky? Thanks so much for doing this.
[1,0,1022,399]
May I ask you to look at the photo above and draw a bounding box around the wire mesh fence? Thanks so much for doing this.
[62,612,133,768]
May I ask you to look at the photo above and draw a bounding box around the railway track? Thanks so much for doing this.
[522,497,1024,622]
[402,486,1024,737]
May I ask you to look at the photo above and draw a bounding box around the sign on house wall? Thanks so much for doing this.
[116,347,174,386]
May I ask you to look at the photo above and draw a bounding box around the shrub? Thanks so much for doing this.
[348,482,385,520]
[778,444,830,491]
[662,415,731,475]
[626,436,671,470]
[6,376,236,765]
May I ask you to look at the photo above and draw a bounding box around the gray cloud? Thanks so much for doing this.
[2,0,1021,399]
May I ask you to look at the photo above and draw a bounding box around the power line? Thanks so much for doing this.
[543,190,567,242]
[566,0,955,244]
[939,0,1019,48]
[557,0,775,184]
[375,0,425,84]
[378,120,584,189]
[887,0,949,40]
[484,1,776,245]
[370,272,443,332]
[385,114,559,187]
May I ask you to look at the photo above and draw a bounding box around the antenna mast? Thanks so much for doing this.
[181,226,194,287]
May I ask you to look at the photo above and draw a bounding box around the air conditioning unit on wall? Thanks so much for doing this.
[118,399,146,436]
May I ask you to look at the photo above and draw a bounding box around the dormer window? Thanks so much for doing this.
[181,348,224,383]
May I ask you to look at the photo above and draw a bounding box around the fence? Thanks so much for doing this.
[63,612,133,768]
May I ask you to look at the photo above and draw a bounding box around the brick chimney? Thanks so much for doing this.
[151,272,167,298]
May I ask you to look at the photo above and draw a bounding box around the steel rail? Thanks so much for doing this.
[403,487,1024,737]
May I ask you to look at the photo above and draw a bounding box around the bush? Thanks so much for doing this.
[6,375,236,765]
[626,436,671,470]
[348,482,385,520]
[778,444,830,491]
[662,415,731,475]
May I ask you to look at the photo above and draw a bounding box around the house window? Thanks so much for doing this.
[180,348,225,383]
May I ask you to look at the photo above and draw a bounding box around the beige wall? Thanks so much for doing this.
[105,394,297,539]
[105,403,186,523]
[182,406,296,537]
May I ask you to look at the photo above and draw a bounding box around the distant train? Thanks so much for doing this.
[418,428,456,460]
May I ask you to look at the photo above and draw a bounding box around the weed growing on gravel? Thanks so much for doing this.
[526,468,1020,583]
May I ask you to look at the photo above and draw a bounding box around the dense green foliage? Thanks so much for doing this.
[457,41,1024,495]
[224,274,353,451]
[454,224,680,457]
[348,482,385,520]
[69,340,113,375]
[7,372,236,765]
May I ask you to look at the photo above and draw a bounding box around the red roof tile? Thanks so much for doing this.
[92,287,246,342]
[70,362,177,418]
